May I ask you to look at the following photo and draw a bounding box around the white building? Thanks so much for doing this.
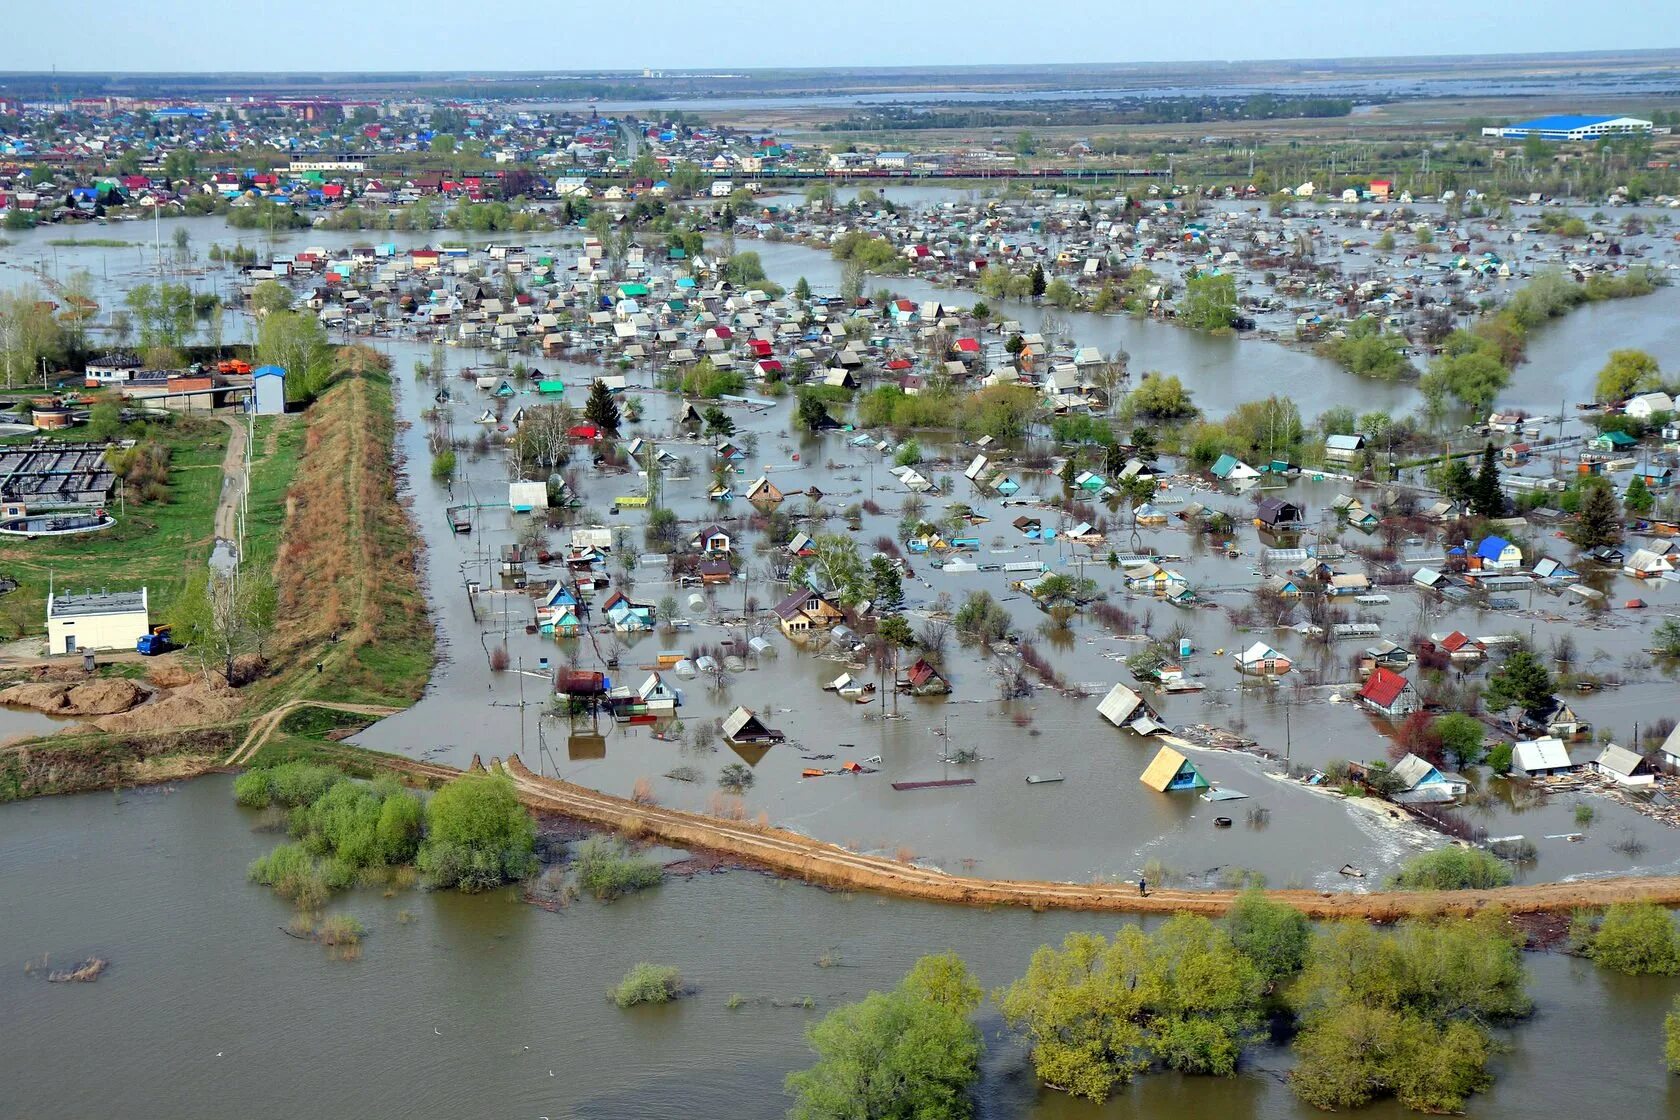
[1625,391,1675,420]
[47,587,150,654]
[250,365,288,415]
[1484,115,1653,142]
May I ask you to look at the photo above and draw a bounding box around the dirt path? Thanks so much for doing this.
[482,756,1680,920]
[214,415,248,545]
[224,699,401,766]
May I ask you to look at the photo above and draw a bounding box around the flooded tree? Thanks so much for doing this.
[786,954,981,1120]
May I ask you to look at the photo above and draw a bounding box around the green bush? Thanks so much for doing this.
[612,962,683,1008]
[1586,903,1680,975]
[417,774,538,892]
[573,835,663,901]
[234,761,343,808]
[1389,847,1513,891]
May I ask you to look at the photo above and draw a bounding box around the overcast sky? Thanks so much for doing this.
[6,1,1679,72]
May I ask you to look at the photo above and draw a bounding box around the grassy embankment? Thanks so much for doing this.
[235,358,434,769]
[0,358,435,799]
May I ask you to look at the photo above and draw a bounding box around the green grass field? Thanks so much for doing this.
[0,415,230,640]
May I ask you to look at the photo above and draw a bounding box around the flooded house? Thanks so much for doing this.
[1138,745,1209,792]
[1096,683,1168,736]
[1355,667,1419,719]
[773,588,844,637]
[899,657,951,696]
[1234,642,1292,676]
[1387,753,1468,804]
[1511,737,1580,778]
[721,705,783,744]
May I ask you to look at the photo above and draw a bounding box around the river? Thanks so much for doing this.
[3,776,1678,1118]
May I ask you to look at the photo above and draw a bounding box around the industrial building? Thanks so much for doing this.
[0,443,117,508]
[1484,115,1653,142]
[46,587,150,654]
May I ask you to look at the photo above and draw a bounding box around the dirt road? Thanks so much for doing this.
[224,699,402,766]
[479,757,1680,920]
[210,414,248,571]
[227,738,1680,919]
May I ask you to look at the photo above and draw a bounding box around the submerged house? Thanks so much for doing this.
[773,588,844,637]
[1592,744,1655,787]
[1511,737,1579,778]
[721,705,784,744]
[1388,752,1468,805]
[1138,745,1209,792]
[899,657,951,696]
[1355,667,1419,719]
[1096,683,1168,736]
[1234,641,1293,676]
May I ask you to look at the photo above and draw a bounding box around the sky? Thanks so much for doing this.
[5,1,1680,72]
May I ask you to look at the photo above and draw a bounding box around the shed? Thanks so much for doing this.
[250,365,288,415]
[1138,746,1209,792]
[508,481,548,513]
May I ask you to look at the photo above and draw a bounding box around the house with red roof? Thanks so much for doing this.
[1356,667,1418,719]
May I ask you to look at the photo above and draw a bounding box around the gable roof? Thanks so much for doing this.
[1138,745,1208,791]
[1358,667,1411,709]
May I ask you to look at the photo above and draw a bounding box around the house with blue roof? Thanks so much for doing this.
[1474,536,1523,571]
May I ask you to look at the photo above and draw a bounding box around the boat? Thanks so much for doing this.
[1213,816,1233,828]
[1025,773,1065,785]
[1338,863,1366,878]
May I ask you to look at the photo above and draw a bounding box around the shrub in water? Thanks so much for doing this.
[1586,903,1680,975]
[1389,847,1513,891]
[417,774,538,892]
[613,963,682,1008]
[573,835,663,901]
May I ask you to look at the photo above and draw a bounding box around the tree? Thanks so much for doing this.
[810,534,865,603]
[1289,915,1530,1113]
[124,282,197,351]
[1224,890,1310,990]
[796,389,833,431]
[88,402,123,442]
[869,556,905,610]
[1470,443,1504,518]
[1420,349,1508,414]
[1438,458,1476,506]
[786,955,981,1120]
[1434,712,1485,768]
[416,774,538,892]
[1129,373,1195,419]
[0,287,65,388]
[702,406,734,438]
[793,276,812,302]
[255,311,335,402]
[877,614,915,648]
[250,280,293,315]
[430,132,457,155]
[1593,348,1661,403]
[1585,903,1680,975]
[1029,263,1046,300]
[1624,475,1655,517]
[996,917,1265,1102]
[1667,996,1680,1074]
[1654,618,1680,658]
[584,378,621,435]
[1572,476,1623,549]
[1178,273,1238,331]
[1482,650,1555,720]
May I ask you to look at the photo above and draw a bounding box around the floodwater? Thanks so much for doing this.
[3,209,1678,890]
[4,776,1679,1119]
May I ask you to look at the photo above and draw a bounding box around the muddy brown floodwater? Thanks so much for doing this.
[4,777,1680,1119]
